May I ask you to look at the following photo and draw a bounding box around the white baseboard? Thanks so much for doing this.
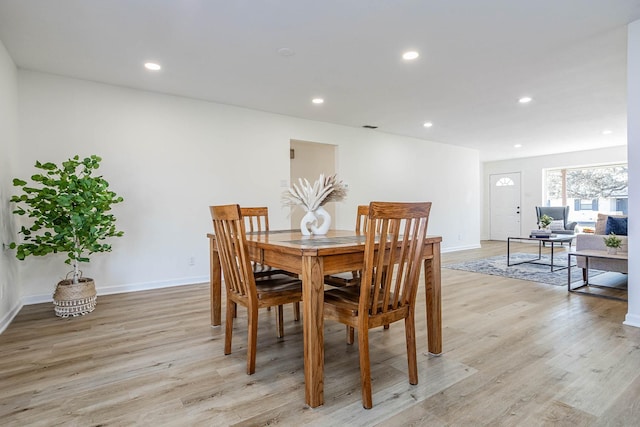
[20,275,210,305]
[0,299,24,335]
[442,243,482,253]
[98,275,209,296]
[623,313,640,328]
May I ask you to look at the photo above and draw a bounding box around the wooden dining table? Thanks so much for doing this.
[207,229,442,408]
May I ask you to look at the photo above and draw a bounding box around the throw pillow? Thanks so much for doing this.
[605,216,628,236]
[595,213,627,235]
[549,220,565,231]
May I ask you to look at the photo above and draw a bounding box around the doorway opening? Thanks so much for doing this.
[289,140,337,229]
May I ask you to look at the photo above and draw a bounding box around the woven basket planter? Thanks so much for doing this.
[53,278,97,317]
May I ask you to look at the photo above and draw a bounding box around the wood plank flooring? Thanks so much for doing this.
[1,241,638,426]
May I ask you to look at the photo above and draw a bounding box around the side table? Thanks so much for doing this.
[568,250,628,301]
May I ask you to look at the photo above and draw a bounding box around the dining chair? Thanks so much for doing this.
[210,204,303,375]
[323,201,432,408]
[325,204,391,341]
[240,207,300,321]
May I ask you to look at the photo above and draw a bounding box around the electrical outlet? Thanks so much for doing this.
[188,256,195,266]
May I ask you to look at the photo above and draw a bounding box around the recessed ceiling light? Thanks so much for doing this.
[144,62,162,71]
[514,144,522,148]
[402,51,419,60]
[518,96,532,104]
[602,130,613,135]
[423,122,433,128]
[312,98,324,104]
[277,47,295,57]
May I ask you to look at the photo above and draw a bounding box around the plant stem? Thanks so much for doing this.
[73,233,80,284]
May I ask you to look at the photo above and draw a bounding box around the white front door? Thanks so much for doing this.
[490,172,521,240]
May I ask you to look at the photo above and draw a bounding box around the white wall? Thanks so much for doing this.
[0,39,20,332]
[12,70,481,305]
[482,146,628,240]
[625,19,640,328]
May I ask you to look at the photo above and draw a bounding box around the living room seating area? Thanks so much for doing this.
[576,213,629,277]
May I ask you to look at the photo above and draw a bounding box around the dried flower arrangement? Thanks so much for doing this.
[282,173,348,212]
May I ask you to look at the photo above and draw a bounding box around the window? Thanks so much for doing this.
[496,177,515,186]
[544,164,628,225]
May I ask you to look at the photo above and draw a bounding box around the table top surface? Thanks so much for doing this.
[209,229,442,255]
[510,235,575,242]
[570,249,629,261]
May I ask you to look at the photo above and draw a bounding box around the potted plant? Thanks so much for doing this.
[10,155,124,317]
[603,233,622,255]
[538,214,553,230]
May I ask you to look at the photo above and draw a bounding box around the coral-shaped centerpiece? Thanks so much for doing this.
[282,173,347,235]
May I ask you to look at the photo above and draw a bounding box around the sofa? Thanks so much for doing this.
[575,213,628,278]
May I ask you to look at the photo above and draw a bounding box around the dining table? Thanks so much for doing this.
[207,229,442,408]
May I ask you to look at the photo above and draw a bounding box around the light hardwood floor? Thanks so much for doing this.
[1,241,638,426]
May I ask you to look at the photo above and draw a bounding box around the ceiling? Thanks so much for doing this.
[1,1,639,161]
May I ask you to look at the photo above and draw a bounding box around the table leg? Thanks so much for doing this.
[302,255,325,407]
[425,242,442,355]
[209,237,222,326]
[585,257,590,285]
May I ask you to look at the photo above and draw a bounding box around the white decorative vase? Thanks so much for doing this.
[607,247,618,255]
[300,210,317,236]
[311,206,331,235]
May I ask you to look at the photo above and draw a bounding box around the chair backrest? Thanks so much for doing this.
[355,204,384,234]
[355,205,370,233]
[240,207,270,233]
[536,206,569,227]
[359,201,431,318]
[210,204,257,302]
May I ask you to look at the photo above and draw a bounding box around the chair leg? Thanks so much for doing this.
[246,306,259,375]
[276,305,284,338]
[293,302,300,321]
[358,326,373,409]
[224,299,234,355]
[346,326,354,344]
[405,313,418,385]
[383,324,390,330]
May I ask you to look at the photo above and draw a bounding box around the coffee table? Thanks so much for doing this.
[507,235,575,272]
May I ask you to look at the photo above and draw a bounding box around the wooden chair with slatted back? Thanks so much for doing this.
[210,204,303,375]
[325,204,390,341]
[241,207,289,277]
[323,201,432,408]
[240,207,300,321]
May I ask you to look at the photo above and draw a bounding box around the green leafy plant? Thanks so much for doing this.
[539,214,553,228]
[603,232,622,248]
[9,155,124,284]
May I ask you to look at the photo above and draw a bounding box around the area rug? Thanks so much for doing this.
[444,252,604,286]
